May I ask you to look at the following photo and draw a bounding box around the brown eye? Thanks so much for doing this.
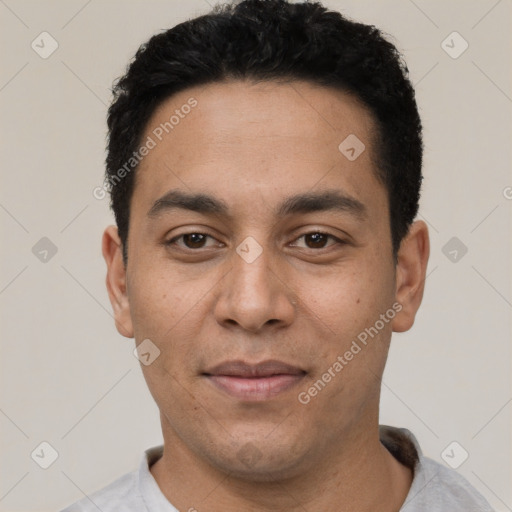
[166,233,219,250]
[304,233,330,249]
[181,233,208,248]
[291,231,343,250]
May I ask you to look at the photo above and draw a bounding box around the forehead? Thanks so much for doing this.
[131,79,385,222]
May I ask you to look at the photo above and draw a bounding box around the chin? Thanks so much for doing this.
[205,437,311,482]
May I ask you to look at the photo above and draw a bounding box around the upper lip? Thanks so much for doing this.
[203,360,306,378]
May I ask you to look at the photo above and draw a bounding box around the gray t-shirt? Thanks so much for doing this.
[60,426,494,511]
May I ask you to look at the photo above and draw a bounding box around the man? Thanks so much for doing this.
[62,0,494,510]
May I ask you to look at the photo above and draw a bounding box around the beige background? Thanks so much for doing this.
[0,1,511,510]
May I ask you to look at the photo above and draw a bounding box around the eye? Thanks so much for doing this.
[290,231,344,250]
[165,232,222,250]
[165,230,345,252]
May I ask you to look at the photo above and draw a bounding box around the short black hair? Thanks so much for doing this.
[106,0,423,264]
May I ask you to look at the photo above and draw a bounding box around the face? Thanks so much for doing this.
[103,79,429,480]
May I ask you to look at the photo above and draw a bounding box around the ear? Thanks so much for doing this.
[102,225,134,338]
[392,220,430,333]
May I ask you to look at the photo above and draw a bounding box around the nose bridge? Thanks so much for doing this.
[231,235,277,302]
[214,234,295,332]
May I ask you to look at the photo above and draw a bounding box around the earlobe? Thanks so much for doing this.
[391,220,430,333]
[102,225,134,338]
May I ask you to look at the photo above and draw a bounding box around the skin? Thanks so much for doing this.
[103,79,429,511]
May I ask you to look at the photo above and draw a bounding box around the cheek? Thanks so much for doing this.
[301,265,391,332]
[128,270,187,341]
[296,270,394,415]
[128,269,217,375]
[297,258,396,382]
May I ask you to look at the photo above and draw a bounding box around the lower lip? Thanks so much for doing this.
[206,374,305,401]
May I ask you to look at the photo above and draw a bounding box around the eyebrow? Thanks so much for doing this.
[147,189,367,220]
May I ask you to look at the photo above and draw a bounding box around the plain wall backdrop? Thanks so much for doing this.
[0,0,511,510]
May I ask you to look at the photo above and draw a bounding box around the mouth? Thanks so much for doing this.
[202,360,307,401]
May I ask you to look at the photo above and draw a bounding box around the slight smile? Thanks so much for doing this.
[203,359,307,401]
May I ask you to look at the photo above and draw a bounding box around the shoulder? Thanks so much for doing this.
[59,469,141,512]
[402,455,494,511]
[380,425,494,511]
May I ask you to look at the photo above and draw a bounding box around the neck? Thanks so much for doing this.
[150,418,413,512]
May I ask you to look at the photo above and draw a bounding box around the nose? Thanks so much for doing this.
[213,243,296,333]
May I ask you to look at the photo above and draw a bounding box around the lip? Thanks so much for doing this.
[203,360,306,401]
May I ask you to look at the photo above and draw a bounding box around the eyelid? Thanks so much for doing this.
[166,231,223,249]
[289,230,345,248]
[165,229,346,250]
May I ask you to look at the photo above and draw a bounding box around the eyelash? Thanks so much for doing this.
[164,231,345,251]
